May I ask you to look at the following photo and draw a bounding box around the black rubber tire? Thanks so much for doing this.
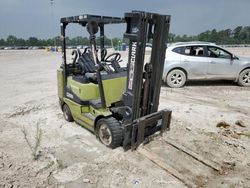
[96,117,123,149]
[166,69,186,88]
[62,104,74,122]
[237,68,250,87]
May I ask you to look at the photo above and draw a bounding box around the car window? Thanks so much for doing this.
[183,46,205,56]
[207,46,231,59]
[172,47,183,54]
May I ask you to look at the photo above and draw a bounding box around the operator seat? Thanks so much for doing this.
[73,52,98,83]
[78,53,97,73]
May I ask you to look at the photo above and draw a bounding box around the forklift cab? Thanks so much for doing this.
[59,15,128,108]
[58,11,172,150]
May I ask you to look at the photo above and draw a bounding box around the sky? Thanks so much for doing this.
[0,0,250,39]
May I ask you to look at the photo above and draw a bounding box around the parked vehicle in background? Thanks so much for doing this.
[4,47,14,50]
[163,42,250,88]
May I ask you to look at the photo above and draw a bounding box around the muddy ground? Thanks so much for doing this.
[0,48,249,188]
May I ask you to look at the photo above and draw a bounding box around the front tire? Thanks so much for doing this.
[62,104,74,122]
[96,117,123,149]
[238,69,250,87]
[166,69,186,88]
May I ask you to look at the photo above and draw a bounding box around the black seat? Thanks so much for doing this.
[72,75,89,83]
[190,49,196,56]
[198,50,203,56]
[78,53,97,73]
[71,53,98,84]
[85,72,98,83]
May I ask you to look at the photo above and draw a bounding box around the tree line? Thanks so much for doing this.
[1,26,250,47]
[169,26,250,44]
[0,35,124,47]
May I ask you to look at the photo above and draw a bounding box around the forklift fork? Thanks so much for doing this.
[123,109,172,150]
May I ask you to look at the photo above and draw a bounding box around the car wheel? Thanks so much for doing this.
[62,104,74,122]
[238,69,250,87]
[166,69,186,88]
[96,117,123,149]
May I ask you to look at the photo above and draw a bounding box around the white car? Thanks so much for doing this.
[163,42,250,88]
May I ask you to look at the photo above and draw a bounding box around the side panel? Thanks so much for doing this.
[64,98,95,131]
[206,46,238,79]
[57,68,64,99]
[64,98,83,118]
[67,76,126,107]
[207,58,238,79]
[67,76,100,100]
[102,76,127,107]
[63,98,112,132]
[180,55,208,79]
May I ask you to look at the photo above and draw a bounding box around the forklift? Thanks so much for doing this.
[57,11,172,150]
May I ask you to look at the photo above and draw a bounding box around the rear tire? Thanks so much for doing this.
[238,69,250,87]
[96,117,123,149]
[62,104,74,122]
[166,69,186,88]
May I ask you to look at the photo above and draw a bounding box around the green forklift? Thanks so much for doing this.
[57,11,172,150]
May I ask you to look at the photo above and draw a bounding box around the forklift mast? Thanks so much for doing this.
[122,11,170,123]
[120,11,171,149]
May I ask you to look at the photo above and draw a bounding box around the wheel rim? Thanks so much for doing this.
[242,71,250,84]
[170,73,183,85]
[99,123,112,146]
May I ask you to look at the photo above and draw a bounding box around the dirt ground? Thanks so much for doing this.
[0,48,249,188]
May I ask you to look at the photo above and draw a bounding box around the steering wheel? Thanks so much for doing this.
[101,48,107,60]
[71,50,78,64]
[104,53,121,62]
[83,47,91,54]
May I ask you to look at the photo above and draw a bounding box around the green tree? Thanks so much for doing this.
[6,35,17,46]
[0,39,6,46]
[16,38,26,46]
[168,33,176,43]
[28,37,39,46]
